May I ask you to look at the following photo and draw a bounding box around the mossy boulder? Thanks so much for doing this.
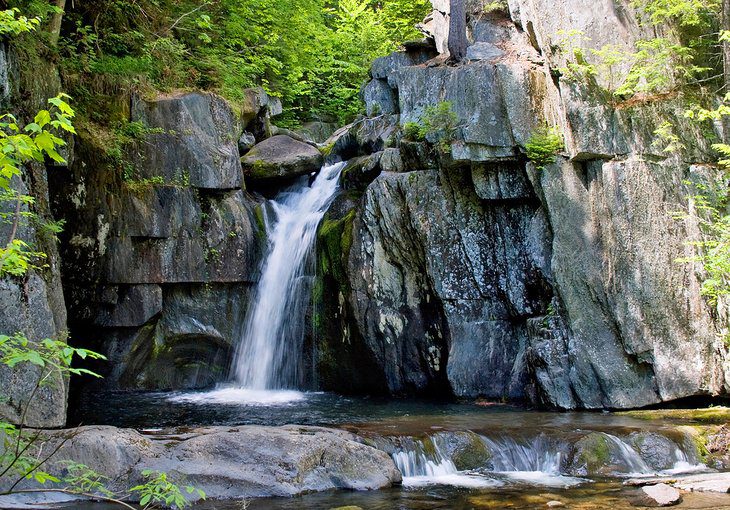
[241,135,323,183]
[567,433,615,476]
[434,431,493,471]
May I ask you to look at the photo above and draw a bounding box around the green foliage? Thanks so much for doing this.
[0,8,39,36]
[631,0,719,27]
[614,38,705,96]
[525,125,564,169]
[130,470,205,509]
[652,121,684,154]
[0,334,105,491]
[48,0,430,126]
[678,181,730,309]
[403,121,426,141]
[401,102,460,150]
[0,94,75,278]
[60,462,114,498]
[483,1,509,14]
[421,102,460,151]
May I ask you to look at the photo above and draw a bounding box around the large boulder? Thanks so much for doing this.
[129,92,243,190]
[242,135,323,183]
[3,425,401,503]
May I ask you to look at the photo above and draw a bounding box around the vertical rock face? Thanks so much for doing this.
[52,92,269,391]
[315,1,729,408]
[0,44,70,428]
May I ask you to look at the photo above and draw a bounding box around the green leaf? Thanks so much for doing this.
[34,110,51,128]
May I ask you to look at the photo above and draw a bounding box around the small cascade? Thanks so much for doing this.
[230,161,347,391]
[600,433,652,474]
[480,434,584,487]
[392,438,499,488]
[391,431,707,489]
[482,435,563,474]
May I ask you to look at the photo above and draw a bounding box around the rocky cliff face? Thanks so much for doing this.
[0,42,71,428]
[51,91,273,392]
[314,1,729,408]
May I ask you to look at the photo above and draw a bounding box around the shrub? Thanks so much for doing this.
[525,125,564,169]
[403,121,426,141]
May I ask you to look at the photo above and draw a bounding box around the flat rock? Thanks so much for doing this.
[242,135,323,182]
[626,472,730,493]
[25,425,401,502]
[636,484,682,507]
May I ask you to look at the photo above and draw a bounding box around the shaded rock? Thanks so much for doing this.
[433,431,492,470]
[25,425,401,501]
[97,283,252,391]
[326,165,553,396]
[400,141,438,171]
[363,79,398,116]
[466,42,505,61]
[242,135,323,183]
[341,153,383,192]
[380,148,404,173]
[533,158,720,408]
[629,432,680,471]
[471,162,534,201]
[297,121,339,144]
[94,284,162,327]
[634,484,682,507]
[238,131,256,154]
[370,49,437,88]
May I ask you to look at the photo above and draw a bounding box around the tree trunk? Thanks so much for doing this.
[447,0,467,61]
[723,0,730,141]
[48,0,66,47]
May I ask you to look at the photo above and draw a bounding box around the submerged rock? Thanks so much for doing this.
[242,134,323,183]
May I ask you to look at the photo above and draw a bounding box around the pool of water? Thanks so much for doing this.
[60,388,728,510]
[73,387,686,434]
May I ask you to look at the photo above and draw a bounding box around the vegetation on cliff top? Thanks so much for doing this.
[8,0,430,126]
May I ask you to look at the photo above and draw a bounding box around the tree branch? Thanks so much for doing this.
[8,489,138,510]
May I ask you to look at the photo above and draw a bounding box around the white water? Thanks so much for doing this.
[392,432,706,489]
[230,162,346,391]
[392,439,501,488]
[482,435,586,488]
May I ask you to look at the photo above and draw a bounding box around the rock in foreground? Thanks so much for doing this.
[7,425,401,503]
[635,484,682,507]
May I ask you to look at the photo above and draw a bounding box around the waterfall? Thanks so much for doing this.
[231,161,346,390]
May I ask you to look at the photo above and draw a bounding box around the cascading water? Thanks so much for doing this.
[173,162,346,405]
[392,432,706,489]
[231,161,347,391]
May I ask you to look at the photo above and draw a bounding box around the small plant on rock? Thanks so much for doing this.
[525,125,564,170]
[421,101,460,152]
[402,121,426,141]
